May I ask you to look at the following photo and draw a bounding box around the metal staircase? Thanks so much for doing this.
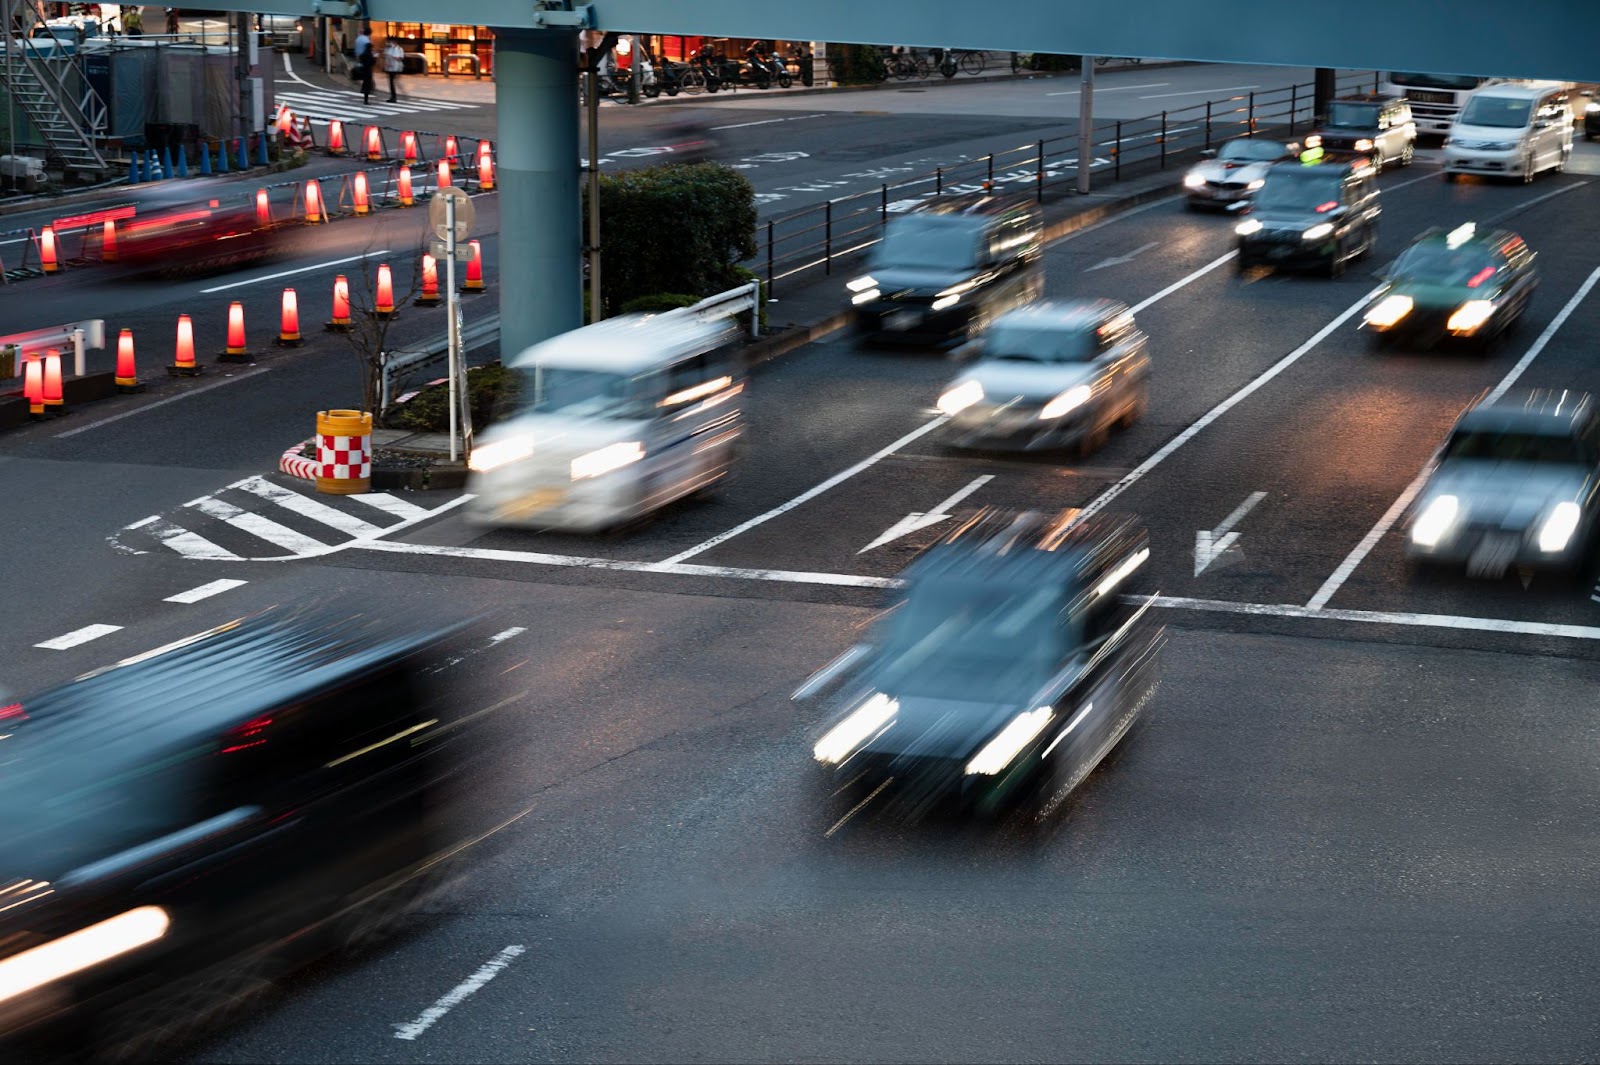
[2,5,111,178]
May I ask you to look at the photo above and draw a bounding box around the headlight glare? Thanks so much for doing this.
[1365,294,1414,328]
[467,435,535,473]
[570,441,644,480]
[1039,384,1093,420]
[937,380,984,416]
[1447,300,1495,334]
[966,707,1055,776]
[813,693,898,765]
[1302,222,1334,241]
[1354,138,1375,152]
[1183,172,1206,188]
[846,275,878,292]
[851,288,882,305]
[1235,218,1263,236]
[1247,178,1265,190]
[1538,501,1582,553]
[930,293,961,311]
[1411,494,1460,548]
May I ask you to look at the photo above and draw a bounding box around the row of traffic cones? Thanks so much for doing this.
[128,135,272,184]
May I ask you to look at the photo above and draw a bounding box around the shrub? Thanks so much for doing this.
[391,363,523,433]
[825,44,885,85]
[620,293,701,314]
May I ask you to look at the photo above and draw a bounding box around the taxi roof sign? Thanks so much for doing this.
[1299,146,1325,164]
[1446,222,1477,248]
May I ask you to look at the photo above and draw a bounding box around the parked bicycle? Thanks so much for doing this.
[940,49,986,77]
[879,47,931,81]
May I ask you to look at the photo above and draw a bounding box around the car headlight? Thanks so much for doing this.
[937,379,984,416]
[814,693,898,765]
[1354,138,1375,152]
[1587,102,1600,113]
[1302,222,1334,241]
[0,906,170,1005]
[851,288,882,305]
[570,441,644,480]
[930,293,961,311]
[1447,300,1495,334]
[1235,218,1263,236]
[1411,494,1460,548]
[1183,172,1206,188]
[1364,293,1414,329]
[1538,501,1582,553]
[1246,178,1265,190]
[1304,134,1322,148]
[966,707,1055,776]
[1039,384,1093,420]
[846,275,878,292]
[467,435,535,473]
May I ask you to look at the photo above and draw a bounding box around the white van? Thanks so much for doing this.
[1443,81,1573,182]
[465,313,745,533]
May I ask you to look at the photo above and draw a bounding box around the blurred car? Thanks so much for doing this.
[1405,389,1600,578]
[1234,151,1380,277]
[0,613,481,1060]
[466,312,745,533]
[1304,94,1417,172]
[256,14,307,51]
[1442,81,1573,183]
[1362,222,1538,351]
[115,179,277,277]
[1181,137,1297,210]
[936,298,1150,456]
[661,119,721,163]
[796,509,1162,822]
[848,193,1043,348]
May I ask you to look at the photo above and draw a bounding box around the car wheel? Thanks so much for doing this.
[1443,170,1458,183]
[1367,330,1394,353]
[1399,140,1415,167]
[1078,420,1109,458]
[1120,387,1149,428]
[1327,247,1346,279]
[1556,145,1570,173]
[1521,152,1536,183]
[1235,253,1252,274]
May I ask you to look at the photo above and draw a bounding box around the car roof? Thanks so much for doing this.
[508,312,740,375]
[1458,389,1593,436]
[993,298,1130,332]
[1465,81,1568,101]
[1406,222,1525,254]
[908,192,1031,221]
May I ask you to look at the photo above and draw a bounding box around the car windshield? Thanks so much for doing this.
[1389,72,1484,91]
[1458,95,1533,128]
[874,216,982,271]
[873,578,1070,702]
[525,367,647,419]
[984,322,1097,362]
[1443,430,1586,465]
[1393,244,1503,287]
[1253,169,1344,211]
[1326,102,1381,129]
[1218,139,1287,163]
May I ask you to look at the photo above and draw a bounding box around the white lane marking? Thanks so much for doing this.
[234,475,386,537]
[35,624,122,650]
[354,539,902,588]
[185,495,333,556]
[75,619,240,681]
[1141,84,1260,99]
[392,944,526,1042]
[1307,263,1600,609]
[200,250,390,294]
[350,492,433,521]
[656,416,951,566]
[1084,240,1161,272]
[1045,82,1171,96]
[710,113,828,131]
[1128,249,1237,315]
[1141,595,1600,641]
[163,578,249,604]
[427,625,531,674]
[858,474,994,553]
[1075,286,1384,524]
[488,626,527,645]
[1484,180,1587,225]
[54,370,270,439]
[121,515,244,560]
[1194,490,1267,576]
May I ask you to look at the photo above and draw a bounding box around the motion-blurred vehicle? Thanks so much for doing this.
[1304,94,1416,172]
[1405,389,1600,578]
[114,179,278,277]
[466,312,745,533]
[1234,151,1380,277]
[797,509,1162,822]
[1442,81,1573,183]
[0,613,482,1060]
[1585,90,1600,141]
[661,119,720,162]
[1181,137,1298,210]
[849,194,1043,348]
[1362,222,1538,351]
[255,14,307,51]
[936,299,1150,456]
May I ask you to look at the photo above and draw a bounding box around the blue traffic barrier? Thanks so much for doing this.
[175,145,189,178]
[159,146,173,179]
[199,142,213,175]
[256,133,269,167]
[236,138,248,172]
[127,154,141,184]
[218,140,229,173]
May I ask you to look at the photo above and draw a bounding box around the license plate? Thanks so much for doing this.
[884,310,921,331]
[499,487,564,519]
[1466,533,1519,579]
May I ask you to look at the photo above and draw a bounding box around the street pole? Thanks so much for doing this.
[1076,58,1095,194]
[587,64,601,322]
[446,194,459,463]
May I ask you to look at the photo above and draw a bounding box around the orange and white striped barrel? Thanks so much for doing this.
[314,409,372,494]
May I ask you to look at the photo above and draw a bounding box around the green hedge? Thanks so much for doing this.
[619,293,701,314]
[585,163,757,318]
[824,43,886,85]
[390,364,523,433]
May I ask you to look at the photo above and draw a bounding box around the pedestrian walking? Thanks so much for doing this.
[120,5,141,35]
[164,6,177,34]
[354,23,374,104]
[382,36,404,103]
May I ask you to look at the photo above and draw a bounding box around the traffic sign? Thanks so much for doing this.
[428,187,474,241]
[428,239,478,263]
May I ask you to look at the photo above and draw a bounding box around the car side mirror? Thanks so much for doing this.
[1199,148,1217,159]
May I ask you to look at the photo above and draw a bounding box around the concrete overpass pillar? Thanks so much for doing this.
[493,28,582,362]
[1313,67,1337,122]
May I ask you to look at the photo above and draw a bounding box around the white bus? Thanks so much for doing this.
[1381,73,1508,136]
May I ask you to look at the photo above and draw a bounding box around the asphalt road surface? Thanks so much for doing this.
[5,86,1600,1062]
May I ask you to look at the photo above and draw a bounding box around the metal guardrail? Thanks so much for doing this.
[0,318,106,378]
[752,70,1380,296]
[669,280,762,337]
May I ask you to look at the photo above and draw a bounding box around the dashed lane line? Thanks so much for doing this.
[1141,595,1600,642]
[35,624,123,650]
[393,945,527,1042]
[163,578,249,604]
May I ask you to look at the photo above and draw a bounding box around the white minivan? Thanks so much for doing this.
[1443,81,1573,183]
[466,312,745,533]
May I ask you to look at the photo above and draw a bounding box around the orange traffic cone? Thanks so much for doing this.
[38,226,59,274]
[41,349,63,412]
[444,135,460,169]
[22,354,43,418]
[256,188,272,229]
[115,327,144,392]
[303,178,325,224]
[169,314,201,376]
[353,171,371,216]
[477,147,495,191]
[436,159,451,190]
[401,130,419,163]
[461,240,485,293]
[374,263,397,319]
[326,274,353,333]
[414,253,441,306]
[397,165,414,207]
[219,301,250,362]
[276,287,303,346]
[364,125,383,161]
[328,119,346,155]
[100,218,119,262]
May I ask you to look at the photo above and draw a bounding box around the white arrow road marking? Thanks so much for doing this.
[1085,240,1160,272]
[858,475,994,553]
[1194,491,1266,576]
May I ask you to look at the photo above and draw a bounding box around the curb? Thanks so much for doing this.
[280,437,317,480]
[370,464,469,491]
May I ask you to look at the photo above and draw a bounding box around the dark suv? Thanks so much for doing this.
[848,194,1043,348]
[1235,153,1382,277]
[1308,94,1417,172]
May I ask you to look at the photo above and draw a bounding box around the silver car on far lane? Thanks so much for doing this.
[1182,137,1299,210]
[936,299,1150,457]
[1405,389,1600,578]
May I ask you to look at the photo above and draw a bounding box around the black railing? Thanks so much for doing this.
[754,70,1379,297]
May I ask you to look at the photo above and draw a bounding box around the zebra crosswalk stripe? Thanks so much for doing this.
[350,492,433,521]
[124,514,244,561]
[185,494,333,556]
[234,475,386,537]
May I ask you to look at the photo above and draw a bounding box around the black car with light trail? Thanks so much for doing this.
[1235,150,1381,277]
